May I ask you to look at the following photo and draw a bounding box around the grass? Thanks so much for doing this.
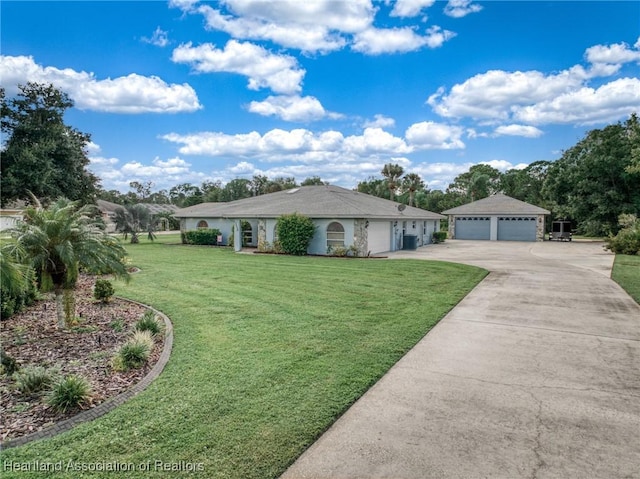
[612,254,640,304]
[0,236,486,478]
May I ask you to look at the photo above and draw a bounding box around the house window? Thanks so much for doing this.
[197,220,208,229]
[327,222,345,248]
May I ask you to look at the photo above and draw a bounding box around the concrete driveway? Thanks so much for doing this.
[282,240,640,479]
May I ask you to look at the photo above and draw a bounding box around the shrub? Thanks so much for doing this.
[113,331,154,371]
[47,375,92,412]
[432,231,447,244]
[276,213,316,256]
[605,226,640,255]
[1,267,38,320]
[1,350,19,375]
[182,228,221,245]
[93,279,115,303]
[14,366,55,395]
[135,310,162,337]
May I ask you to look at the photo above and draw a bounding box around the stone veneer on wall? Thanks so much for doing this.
[354,219,368,256]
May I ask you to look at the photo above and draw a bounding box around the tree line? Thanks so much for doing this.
[2,83,638,236]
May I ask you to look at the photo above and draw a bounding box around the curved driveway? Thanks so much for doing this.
[283,240,640,479]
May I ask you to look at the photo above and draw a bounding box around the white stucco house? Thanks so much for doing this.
[442,193,550,241]
[173,185,445,255]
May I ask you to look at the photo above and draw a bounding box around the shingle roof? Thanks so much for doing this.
[173,185,445,220]
[442,193,550,215]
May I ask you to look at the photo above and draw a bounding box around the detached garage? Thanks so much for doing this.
[443,194,550,242]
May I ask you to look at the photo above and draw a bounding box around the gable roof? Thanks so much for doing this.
[174,185,445,220]
[442,193,550,215]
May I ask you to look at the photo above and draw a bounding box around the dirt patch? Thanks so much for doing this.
[0,275,163,442]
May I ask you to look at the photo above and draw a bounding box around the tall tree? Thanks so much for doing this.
[9,197,130,328]
[500,161,551,206]
[447,164,501,201]
[129,181,154,201]
[1,83,99,206]
[381,163,404,200]
[170,183,203,207]
[402,173,425,207]
[543,114,640,235]
[356,177,390,199]
[221,179,252,201]
[301,176,327,186]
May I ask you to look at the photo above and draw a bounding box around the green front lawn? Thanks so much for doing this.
[612,254,640,304]
[1,238,486,478]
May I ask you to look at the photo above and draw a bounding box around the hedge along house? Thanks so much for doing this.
[442,193,550,242]
[173,185,445,255]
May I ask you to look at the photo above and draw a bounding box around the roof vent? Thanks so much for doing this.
[286,188,300,194]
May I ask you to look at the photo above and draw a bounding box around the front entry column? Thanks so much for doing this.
[234,219,242,252]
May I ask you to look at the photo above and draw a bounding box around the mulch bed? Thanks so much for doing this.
[0,275,163,442]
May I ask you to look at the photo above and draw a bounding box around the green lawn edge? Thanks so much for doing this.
[612,254,640,304]
[1,238,487,479]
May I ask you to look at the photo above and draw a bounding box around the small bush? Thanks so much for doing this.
[605,227,640,255]
[182,228,222,245]
[14,366,55,396]
[135,310,162,337]
[276,213,316,256]
[47,375,92,412]
[605,214,640,255]
[1,350,19,375]
[93,279,115,303]
[432,231,447,244]
[113,331,154,371]
[1,267,38,320]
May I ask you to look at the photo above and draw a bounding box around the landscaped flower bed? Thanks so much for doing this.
[0,275,163,442]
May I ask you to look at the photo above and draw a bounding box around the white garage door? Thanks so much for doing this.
[455,217,491,240]
[498,217,537,241]
[367,221,391,254]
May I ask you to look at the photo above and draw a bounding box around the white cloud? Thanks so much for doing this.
[427,37,640,127]
[93,156,206,190]
[171,40,305,95]
[141,27,170,47]
[344,127,411,154]
[175,0,375,54]
[162,122,477,164]
[514,77,640,125]
[428,67,588,120]
[493,124,543,138]
[0,55,201,113]
[585,37,640,74]
[405,121,465,149]
[363,114,396,129]
[247,95,342,122]
[352,25,455,54]
[195,4,347,54]
[444,0,483,18]
[391,0,436,17]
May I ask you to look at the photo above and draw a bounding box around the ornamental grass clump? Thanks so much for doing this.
[113,330,154,371]
[47,375,92,412]
[14,366,55,396]
[134,310,162,337]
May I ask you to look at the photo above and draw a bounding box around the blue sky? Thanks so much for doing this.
[2,1,639,193]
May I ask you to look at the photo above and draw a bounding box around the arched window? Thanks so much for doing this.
[327,222,345,248]
[197,220,208,229]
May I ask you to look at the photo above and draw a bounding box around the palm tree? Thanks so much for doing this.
[381,163,404,200]
[113,204,155,243]
[402,173,425,207]
[10,197,130,329]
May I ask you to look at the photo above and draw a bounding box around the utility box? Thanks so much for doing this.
[403,234,418,250]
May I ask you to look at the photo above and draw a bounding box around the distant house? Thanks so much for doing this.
[442,193,550,241]
[173,185,445,255]
[0,208,24,231]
